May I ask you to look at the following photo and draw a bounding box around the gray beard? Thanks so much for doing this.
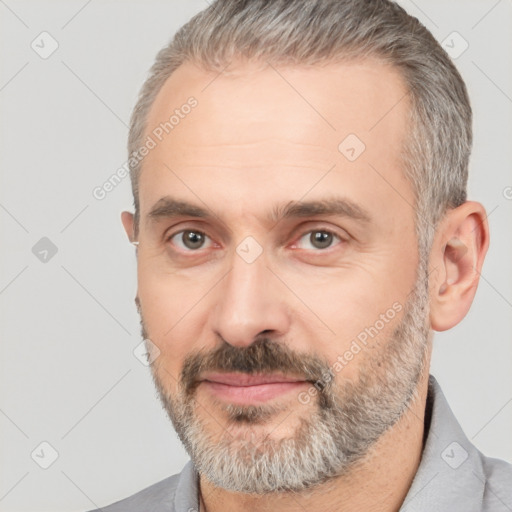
[140,258,431,494]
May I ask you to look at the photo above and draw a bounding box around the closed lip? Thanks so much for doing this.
[201,372,306,386]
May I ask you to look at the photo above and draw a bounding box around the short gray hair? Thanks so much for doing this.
[128,0,472,258]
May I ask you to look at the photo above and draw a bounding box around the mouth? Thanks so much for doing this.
[199,372,309,404]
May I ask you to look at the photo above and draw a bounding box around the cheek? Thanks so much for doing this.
[285,263,402,331]
[137,266,209,379]
[282,265,409,377]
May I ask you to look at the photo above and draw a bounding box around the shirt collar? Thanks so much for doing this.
[400,374,485,511]
[174,457,200,512]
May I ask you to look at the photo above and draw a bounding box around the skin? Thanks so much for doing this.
[121,59,489,512]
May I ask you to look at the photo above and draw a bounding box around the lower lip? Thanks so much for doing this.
[202,380,307,404]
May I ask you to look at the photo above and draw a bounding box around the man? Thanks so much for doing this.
[90,0,512,510]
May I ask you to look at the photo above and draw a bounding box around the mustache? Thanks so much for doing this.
[136,296,335,403]
[180,337,334,397]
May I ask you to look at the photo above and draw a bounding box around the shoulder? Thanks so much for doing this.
[481,452,512,481]
[406,375,512,511]
[85,472,181,512]
[480,453,512,511]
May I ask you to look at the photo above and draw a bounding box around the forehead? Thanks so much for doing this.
[146,58,409,145]
[139,58,412,222]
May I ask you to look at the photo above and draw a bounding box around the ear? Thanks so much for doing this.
[121,211,136,243]
[429,201,490,331]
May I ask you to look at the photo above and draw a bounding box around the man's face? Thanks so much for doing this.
[131,59,430,492]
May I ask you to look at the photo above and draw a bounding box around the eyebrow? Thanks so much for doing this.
[146,196,371,226]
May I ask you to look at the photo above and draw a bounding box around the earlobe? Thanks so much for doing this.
[429,202,490,332]
[121,211,135,243]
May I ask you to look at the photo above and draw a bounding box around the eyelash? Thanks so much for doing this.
[165,227,346,254]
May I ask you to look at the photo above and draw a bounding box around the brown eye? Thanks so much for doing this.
[296,230,342,250]
[311,231,334,249]
[168,230,212,251]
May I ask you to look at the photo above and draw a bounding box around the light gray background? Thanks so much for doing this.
[1,1,511,511]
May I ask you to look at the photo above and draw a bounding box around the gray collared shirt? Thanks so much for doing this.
[90,375,512,511]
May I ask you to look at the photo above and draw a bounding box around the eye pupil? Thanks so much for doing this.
[311,231,333,249]
[183,230,204,249]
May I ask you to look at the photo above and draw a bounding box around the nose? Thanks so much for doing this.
[210,249,291,348]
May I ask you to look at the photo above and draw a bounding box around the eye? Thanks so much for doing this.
[167,229,214,251]
[294,229,343,251]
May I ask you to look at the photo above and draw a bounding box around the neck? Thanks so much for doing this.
[199,367,431,512]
